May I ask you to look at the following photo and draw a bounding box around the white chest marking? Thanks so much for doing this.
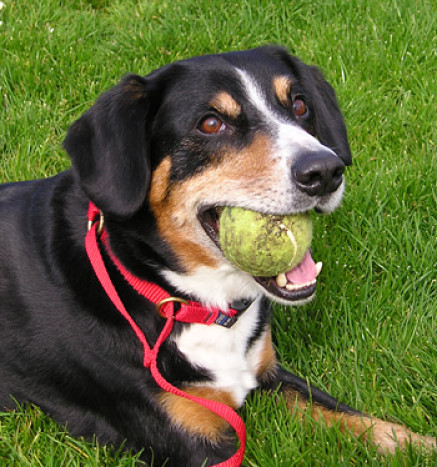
[173,297,266,407]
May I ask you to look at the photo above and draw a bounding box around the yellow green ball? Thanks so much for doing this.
[219,207,312,276]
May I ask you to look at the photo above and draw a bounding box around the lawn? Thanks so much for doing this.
[0,0,436,465]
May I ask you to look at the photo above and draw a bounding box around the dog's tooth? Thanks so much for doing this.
[285,279,317,291]
[315,262,323,276]
[276,273,287,288]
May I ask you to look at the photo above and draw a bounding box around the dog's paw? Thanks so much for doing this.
[370,419,436,454]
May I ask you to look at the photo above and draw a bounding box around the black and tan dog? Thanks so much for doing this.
[0,46,434,465]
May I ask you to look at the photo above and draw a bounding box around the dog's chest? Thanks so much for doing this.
[174,298,265,407]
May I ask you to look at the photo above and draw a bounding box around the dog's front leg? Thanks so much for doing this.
[257,330,435,454]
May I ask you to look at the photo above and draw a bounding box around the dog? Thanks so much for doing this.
[0,45,434,466]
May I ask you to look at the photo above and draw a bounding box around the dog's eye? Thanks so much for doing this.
[199,116,227,134]
[292,97,309,119]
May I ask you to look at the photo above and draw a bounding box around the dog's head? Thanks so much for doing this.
[64,46,351,309]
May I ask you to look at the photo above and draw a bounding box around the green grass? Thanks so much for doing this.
[1,0,436,465]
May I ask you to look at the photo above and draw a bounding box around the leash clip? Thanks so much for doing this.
[87,210,105,236]
[156,297,189,318]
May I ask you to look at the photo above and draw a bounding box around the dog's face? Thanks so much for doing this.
[64,46,351,308]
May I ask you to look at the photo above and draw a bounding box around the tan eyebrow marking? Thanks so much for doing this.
[273,75,293,106]
[209,91,242,119]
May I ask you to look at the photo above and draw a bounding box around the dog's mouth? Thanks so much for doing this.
[199,207,322,303]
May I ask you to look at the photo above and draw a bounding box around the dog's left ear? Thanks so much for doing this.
[64,74,156,218]
[261,46,352,166]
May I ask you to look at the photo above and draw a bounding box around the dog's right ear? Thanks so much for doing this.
[64,74,157,218]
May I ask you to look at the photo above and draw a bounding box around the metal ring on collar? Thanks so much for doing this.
[87,211,105,235]
[156,297,189,318]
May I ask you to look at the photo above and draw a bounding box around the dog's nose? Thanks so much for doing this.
[293,150,345,197]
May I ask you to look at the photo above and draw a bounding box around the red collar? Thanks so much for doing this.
[86,202,245,327]
[85,202,246,466]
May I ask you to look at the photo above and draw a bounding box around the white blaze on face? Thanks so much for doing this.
[236,69,332,160]
[235,68,345,214]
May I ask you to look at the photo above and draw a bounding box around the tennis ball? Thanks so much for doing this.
[219,207,312,277]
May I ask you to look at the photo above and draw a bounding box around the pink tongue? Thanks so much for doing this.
[285,250,317,284]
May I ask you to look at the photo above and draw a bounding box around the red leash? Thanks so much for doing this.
[85,203,246,466]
